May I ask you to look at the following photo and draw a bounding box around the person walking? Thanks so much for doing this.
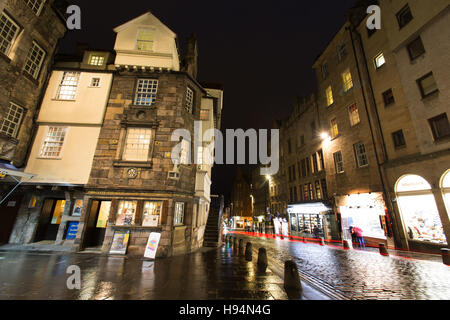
[353,226,366,249]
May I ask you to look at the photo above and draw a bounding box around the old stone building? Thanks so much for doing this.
[250,165,269,230]
[230,168,252,229]
[0,0,66,244]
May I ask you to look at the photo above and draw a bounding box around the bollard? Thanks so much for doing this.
[284,260,302,292]
[245,242,253,261]
[320,238,325,246]
[379,243,389,256]
[239,239,244,255]
[257,248,268,272]
[441,248,450,266]
[343,240,351,250]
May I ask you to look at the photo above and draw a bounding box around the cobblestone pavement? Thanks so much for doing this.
[230,233,450,300]
[0,247,294,300]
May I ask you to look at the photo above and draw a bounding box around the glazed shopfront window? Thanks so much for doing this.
[142,201,162,227]
[116,201,137,226]
[396,175,447,244]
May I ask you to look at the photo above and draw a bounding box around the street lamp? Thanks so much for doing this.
[320,132,330,140]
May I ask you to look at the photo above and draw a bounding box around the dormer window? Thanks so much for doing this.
[136,29,154,51]
[88,55,105,66]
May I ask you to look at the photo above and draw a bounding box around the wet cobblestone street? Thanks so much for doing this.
[231,233,450,300]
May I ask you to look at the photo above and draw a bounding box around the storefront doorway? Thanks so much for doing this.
[34,199,66,242]
[0,196,22,244]
[82,200,111,249]
[396,175,447,245]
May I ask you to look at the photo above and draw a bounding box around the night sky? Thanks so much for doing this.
[60,0,357,202]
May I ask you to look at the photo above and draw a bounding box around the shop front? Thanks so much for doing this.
[336,193,388,247]
[287,202,332,240]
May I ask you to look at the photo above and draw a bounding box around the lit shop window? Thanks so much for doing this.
[374,52,386,69]
[354,142,368,167]
[116,200,137,226]
[23,41,46,79]
[39,127,67,159]
[123,128,152,161]
[396,175,447,244]
[51,200,65,225]
[174,202,185,226]
[25,0,46,15]
[142,201,162,227]
[136,29,154,51]
[441,170,450,217]
[326,86,334,106]
[0,12,20,56]
[88,55,104,66]
[342,69,353,92]
[96,202,111,228]
[135,79,158,106]
[330,118,339,138]
[186,87,194,113]
[56,72,80,100]
[348,104,360,126]
[0,102,25,138]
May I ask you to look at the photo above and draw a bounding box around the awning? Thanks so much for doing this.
[287,202,332,215]
[0,161,35,205]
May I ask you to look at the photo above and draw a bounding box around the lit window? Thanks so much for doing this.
[136,29,154,51]
[25,0,45,15]
[374,53,386,69]
[88,55,104,66]
[123,128,152,162]
[200,109,210,121]
[326,86,334,106]
[333,151,344,174]
[116,201,137,226]
[0,12,20,56]
[428,113,450,141]
[330,118,339,138]
[407,37,425,61]
[396,4,413,29]
[315,181,322,200]
[354,142,369,167]
[417,72,438,98]
[56,72,80,100]
[174,202,185,225]
[392,130,406,148]
[142,201,162,227]
[135,79,158,106]
[342,69,353,92]
[0,102,25,138]
[348,104,361,126]
[23,41,46,79]
[186,87,194,113]
[90,77,100,87]
[40,127,67,158]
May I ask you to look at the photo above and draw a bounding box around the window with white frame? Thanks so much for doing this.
[354,142,369,167]
[23,41,46,79]
[0,12,20,56]
[174,202,185,225]
[136,29,154,51]
[186,87,194,113]
[123,128,152,161]
[374,52,386,69]
[0,102,25,138]
[88,55,105,66]
[90,77,100,87]
[135,79,158,106]
[342,69,353,92]
[39,127,67,158]
[333,151,344,174]
[25,0,46,15]
[348,103,361,126]
[56,72,80,100]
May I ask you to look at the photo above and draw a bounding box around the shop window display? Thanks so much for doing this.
[142,201,162,227]
[396,175,447,244]
[116,201,137,226]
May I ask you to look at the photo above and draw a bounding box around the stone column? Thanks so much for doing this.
[432,188,450,247]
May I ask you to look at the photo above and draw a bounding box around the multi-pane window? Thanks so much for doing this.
[312,154,318,173]
[322,62,329,79]
[0,102,25,138]
[0,12,20,56]
[396,4,413,29]
[25,0,45,15]
[330,118,339,138]
[116,201,137,226]
[40,127,67,158]
[342,69,353,92]
[23,41,46,79]
[407,37,425,61]
[315,181,322,200]
[88,55,104,66]
[326,86,334,106]
[303,185,309,201]
[123,128,152,161]
[417,72,438,98]
[337,43,347,61]
[90,77,100,87]
[333,151,344,174]
[186,87,194,113]
[309,183,314,200]
[321,179,328,199]
[354,142,369,167]
[428,113,450,141]
[56,72,80,100]
[174,202,185,225]
[383,89,395,106]
[142,201,162,227]
[200,109,210,121]
[135,79,158,106]
[348,104,361,126]
[374,52,386,69]
[392,130,406,148]
[136,29,154,51]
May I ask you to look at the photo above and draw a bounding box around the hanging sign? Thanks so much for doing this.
[144,232,161,260]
